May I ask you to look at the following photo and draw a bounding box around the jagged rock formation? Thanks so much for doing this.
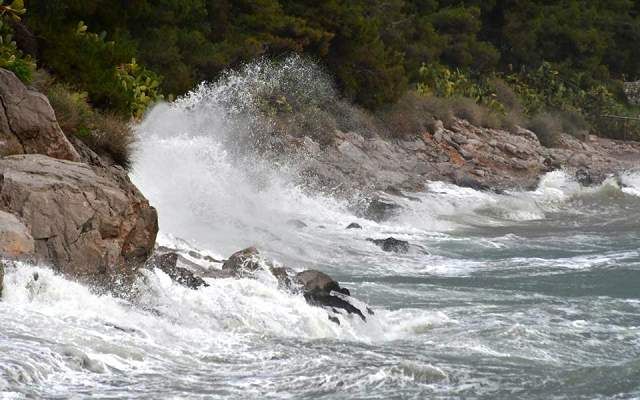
[0,155,157,284]
[0,68,158,287]
[294,118,640,194]
[0,69,80,161]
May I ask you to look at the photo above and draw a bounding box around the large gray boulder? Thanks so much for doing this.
[0,69,80,161]
[0,154,158,285]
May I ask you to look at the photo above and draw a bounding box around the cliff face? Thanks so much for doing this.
[0,69,157,288]
[293,118,640,194]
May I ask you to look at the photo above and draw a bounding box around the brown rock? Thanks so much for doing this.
[0,210,34,259]
[222,247,263,277]
[0,154,157,285]
[0,69,80,161]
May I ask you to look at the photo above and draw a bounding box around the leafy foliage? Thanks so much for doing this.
[0,0,34,82]
[16,0,640,139]
[115,58,164,118]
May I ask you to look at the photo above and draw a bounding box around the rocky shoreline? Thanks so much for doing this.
[0,66,639,325]
[293,118,640,194]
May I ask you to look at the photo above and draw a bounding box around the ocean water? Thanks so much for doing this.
[1,60,640,399]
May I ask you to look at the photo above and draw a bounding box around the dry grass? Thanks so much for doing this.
[527,113,562,147]
[37,72,135,169]
[88,112,134,169]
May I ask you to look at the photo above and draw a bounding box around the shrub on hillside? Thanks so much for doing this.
[527,113,562,147]
[0,3,34,83]
[36,76,134,168]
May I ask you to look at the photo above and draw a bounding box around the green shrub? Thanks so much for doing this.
[115,58,164,118]
[32,20,162,118]
[0,2,34,83]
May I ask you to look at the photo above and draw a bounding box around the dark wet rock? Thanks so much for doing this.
[328,315,340,325]
[367,237,410,253]
[453,172,492,191]
[295,270,366,321]
[286,219,308,229]
[296,269,349,296]
[0,262,4,297]
[269,266,296,289]
[222,247,263,277]
[363,198,402,222]
[575,168,594,186]
[346,222,362,229]
[145,252,208,289]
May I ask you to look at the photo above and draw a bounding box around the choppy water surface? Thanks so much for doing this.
[2,63,640,399]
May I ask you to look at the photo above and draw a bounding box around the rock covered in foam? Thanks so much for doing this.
[222,246,263,277]
[145,252,209,289]
[367,237,410,253]
[161,245,373,324]
[0,262,3,297]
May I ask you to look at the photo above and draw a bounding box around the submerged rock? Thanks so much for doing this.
[363,197,402,222]
[367,237,410,253]
[346,222,362,229]
[575,168,594,186]
[0,262,3,297]
[145,252,208,289]
[286,219,308,229]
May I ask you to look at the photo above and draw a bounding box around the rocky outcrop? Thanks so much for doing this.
[0,68,158,288]
[0,155,158,285]
[367,237,410,253]
[346,222,362,229]
[0,69,80,161]
[293,118,640,194]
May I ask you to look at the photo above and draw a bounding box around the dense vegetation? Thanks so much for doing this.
[2,0,640,163]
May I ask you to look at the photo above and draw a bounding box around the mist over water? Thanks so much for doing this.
[2,58,640,399]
